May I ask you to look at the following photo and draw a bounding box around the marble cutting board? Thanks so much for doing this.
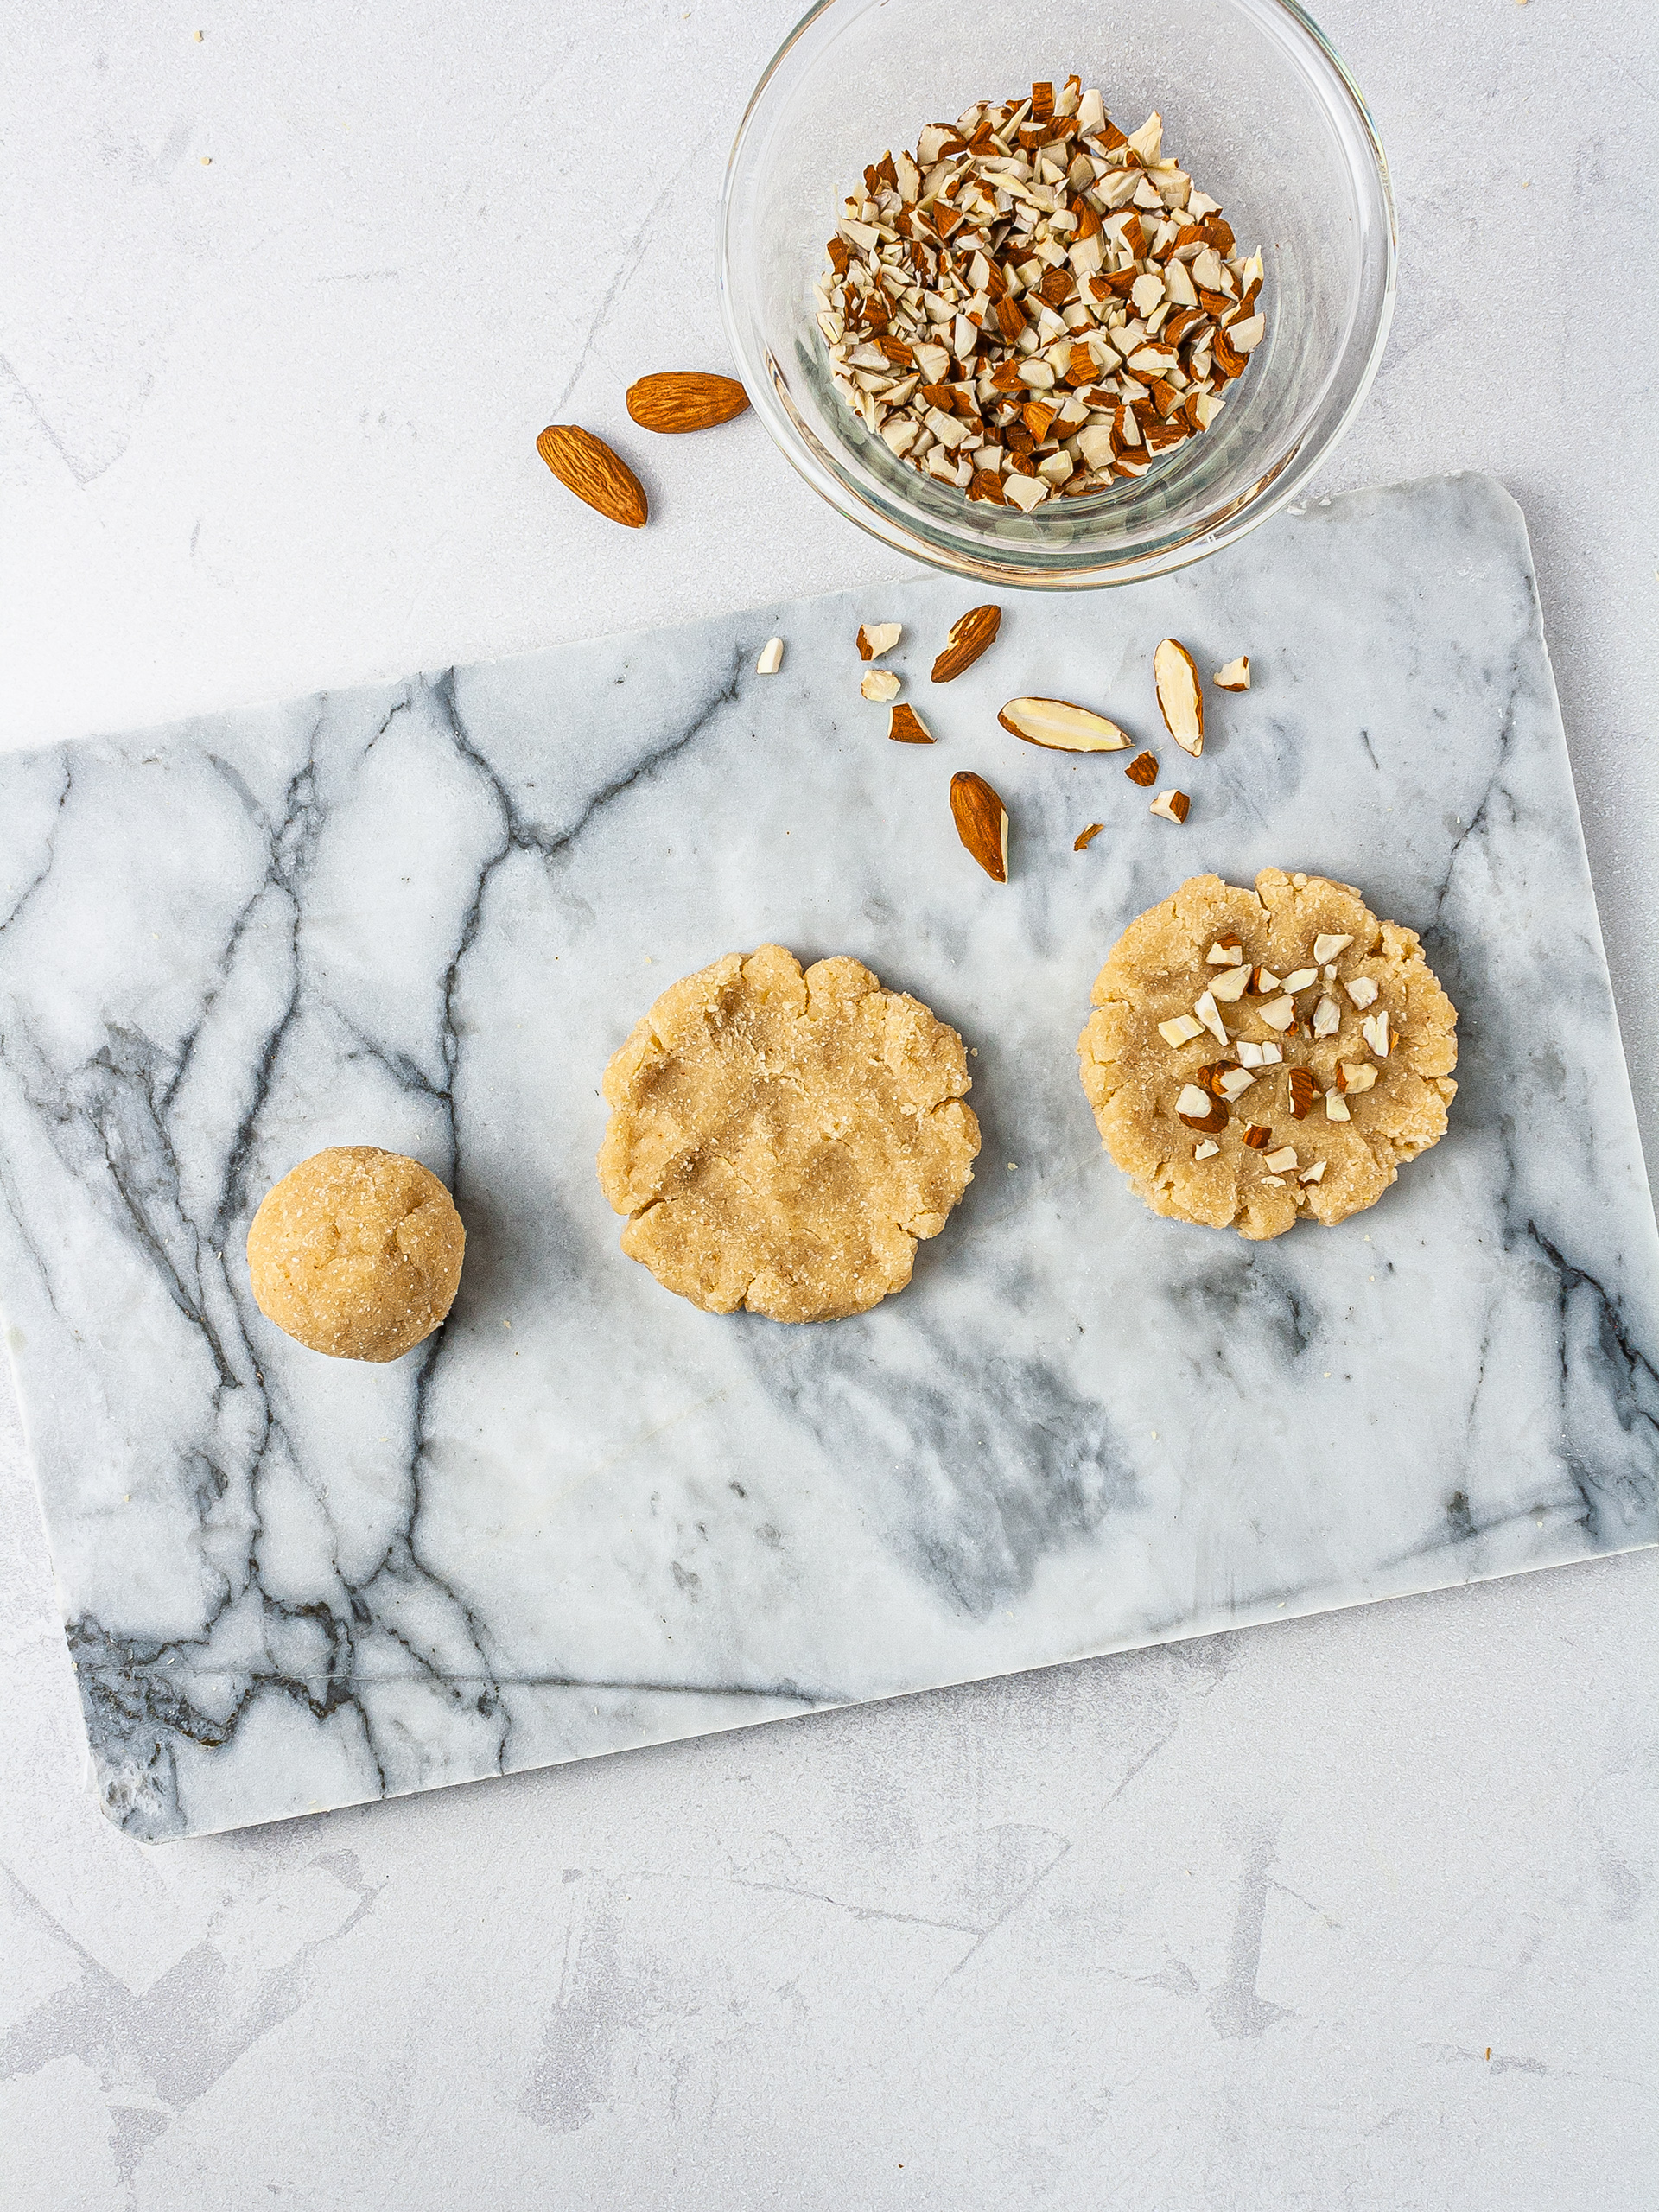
[2,473,1656,1843]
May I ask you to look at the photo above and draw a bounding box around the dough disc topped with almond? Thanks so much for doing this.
[598,945,980,1322]
[1078,870,1458,1240]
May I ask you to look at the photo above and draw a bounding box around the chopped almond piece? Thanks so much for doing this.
[1213,656,1250,691]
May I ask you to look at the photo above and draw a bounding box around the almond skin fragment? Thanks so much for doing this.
[1287,1066,1316,1119]
[537,425,647,528]
[1074,822,1106,852]
[998,698,1133,753]
[888,703,934,744]
[1124,750,1159,786]
[626,372,750,434]
[932,605,1002,683]
[1154,639,1205,756]
[1241,1125,1272,1150]
[950,771,1008,882]
[1213,656,1250,691]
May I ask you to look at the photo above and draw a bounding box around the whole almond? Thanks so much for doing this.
[950,771,1009,882]
[537,425,647,527]
[932,605,1002,683]
[626,372,750,434]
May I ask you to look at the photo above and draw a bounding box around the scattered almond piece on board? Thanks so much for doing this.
[1149,789,1190,823]
[932,606,1002,682]
[950,772,1009,881]
[888,703,934,744]
[1154,639,1205,756]
[1075,822,1106,852]
[861,668,901,702]
[1213,656,1250,690]
[857,621,903,661]
[1124,751,1159,786]
[536,425,647,527]
[755,637,785,675]
[999,698,1133,753]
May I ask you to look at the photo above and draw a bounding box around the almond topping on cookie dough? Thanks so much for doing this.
[1150,789,1190,823]
[1287,1066,1316,1118]
[857,621,903,660]
[1312,995,1340,1037]
[950,770,1009,880]
[1250,967,1282,995]
[1125,752,1159,787]
[1159,1014,1206,1046]
[1313,933,1353,963]
[1281,967,1319,992]
[1346,975,1379,1009]
[1177,1084,1226,1131]
[1206,935,1245,966]
[1362,1010,1391,1057]
[1208,964,1251,1004]
[1236,1038,1283,1069]
[1193,1140,1220,1161]
[1193,989,1229,1045]
[1213,657,1250,691]
[1324,1090,1350,1121]
[1263,1145,1298,1173]
[1242,1124,1272,1149]
[1216,1066,1255,1102]
[1339,1060,1378,1093]
[756,636,785,675]
[1258,995,1297,1032]
[1300,1160,1327,1185]
[1074,820,1106,851]
[1154,639,1205,757]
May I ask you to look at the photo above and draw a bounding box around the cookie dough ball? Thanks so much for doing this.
[598,944,980,1322]
[247,1146,466,1360]
[1078,870,1458,1240]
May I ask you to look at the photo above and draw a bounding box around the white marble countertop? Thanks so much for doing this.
[2,3,1655,2205]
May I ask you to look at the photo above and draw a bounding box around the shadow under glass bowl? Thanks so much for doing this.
[719,0,1395,589]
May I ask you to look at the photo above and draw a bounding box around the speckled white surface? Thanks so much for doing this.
[2,3,1656,2207]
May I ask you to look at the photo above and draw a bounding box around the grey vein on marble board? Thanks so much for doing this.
[0,473,1654,1841]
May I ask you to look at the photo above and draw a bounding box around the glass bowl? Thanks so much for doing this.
[719,0,1395,588]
